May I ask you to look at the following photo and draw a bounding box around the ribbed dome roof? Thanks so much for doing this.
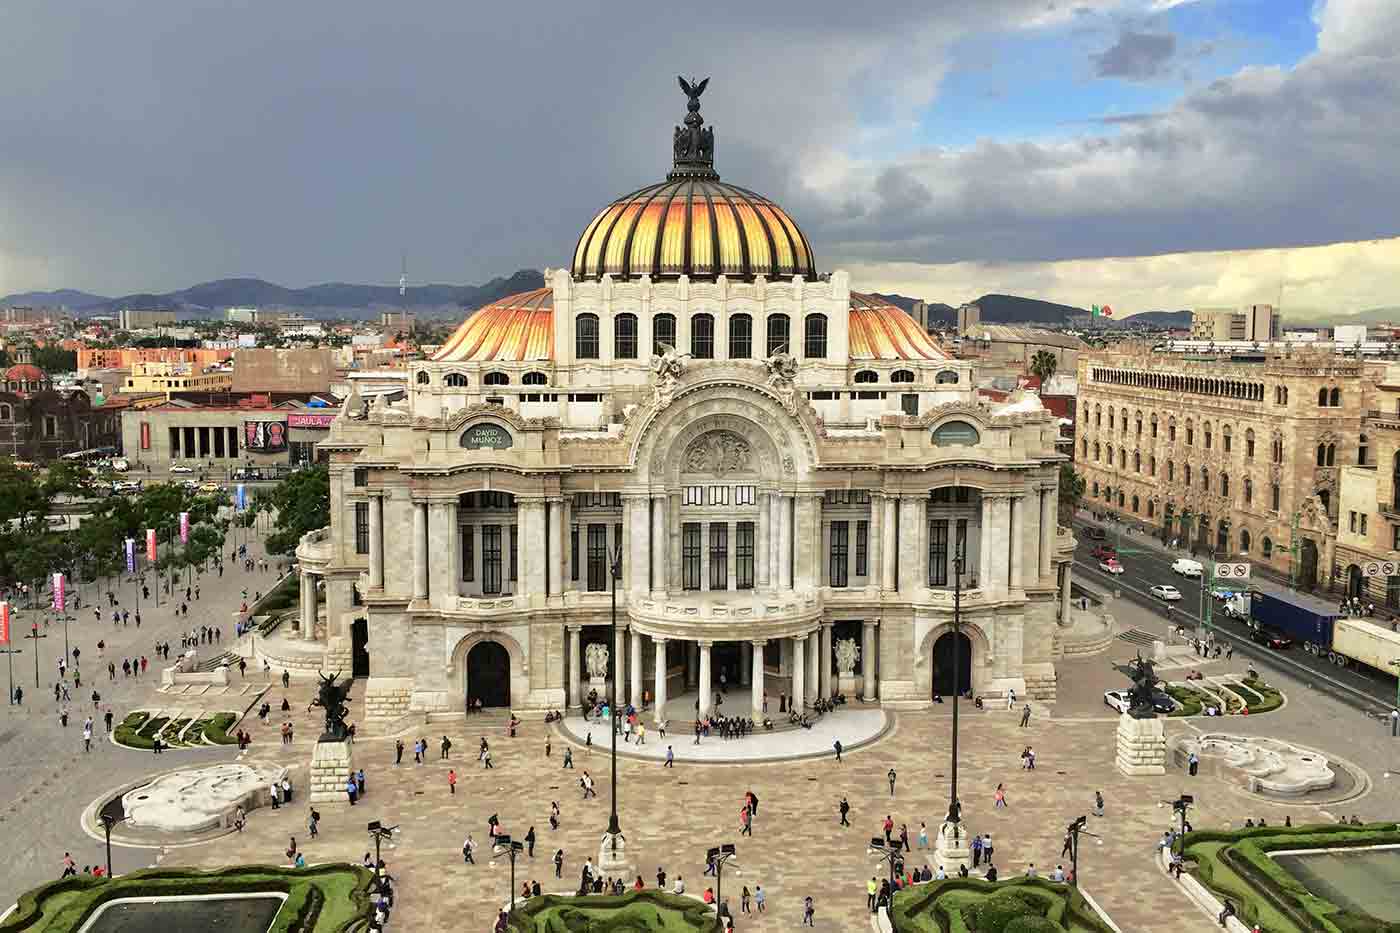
[571,78,817,283]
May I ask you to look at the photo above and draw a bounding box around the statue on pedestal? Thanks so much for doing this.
[1127,652,1159,720]
[585,643,610,683]
[312,671,353,741]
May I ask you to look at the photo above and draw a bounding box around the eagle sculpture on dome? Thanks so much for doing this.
[674,76,715,167]
[678,75,708,108]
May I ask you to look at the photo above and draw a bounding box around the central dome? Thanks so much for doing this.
[571,79,818,283]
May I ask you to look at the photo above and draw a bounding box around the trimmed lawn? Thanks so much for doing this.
[1165,685,1203,717]
[504,890,713,932]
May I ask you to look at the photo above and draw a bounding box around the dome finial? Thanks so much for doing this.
[670,76,718,180]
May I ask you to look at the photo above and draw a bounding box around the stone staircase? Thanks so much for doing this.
[195,650,239,673]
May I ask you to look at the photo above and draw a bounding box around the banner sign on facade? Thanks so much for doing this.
[146,528,158,562]
[125,539,135,574]
[180,512,190,544]
[52,573,65,612]
[243,420,288,452]
[140,421,151,450]
[287,412,337,428]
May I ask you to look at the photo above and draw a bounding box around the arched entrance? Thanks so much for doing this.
[932,631,972,697]
[351,618,369,677]
[1346,564,1363,599]
[1299,539,1319,591]
[466,641,511,708]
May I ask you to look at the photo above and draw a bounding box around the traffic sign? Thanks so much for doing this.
[1362,560,1397,577]
[1214,562,1252,580]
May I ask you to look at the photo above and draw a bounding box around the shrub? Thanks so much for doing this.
[1004,917,1065,933]
[1166,685,1203,717]
[972,890,1040,933]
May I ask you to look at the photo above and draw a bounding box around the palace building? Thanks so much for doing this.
[297,83,1074,723]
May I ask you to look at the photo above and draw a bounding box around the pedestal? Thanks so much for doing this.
[837,673,858,698]
[933,820,972,872]
[597,830,632,875]
[1115,713,1166,776]
[309,739,353,804]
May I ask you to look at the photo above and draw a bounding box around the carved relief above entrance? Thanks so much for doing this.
[683,430,753,476]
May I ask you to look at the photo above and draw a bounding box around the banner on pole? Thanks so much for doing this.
[0,602,9,645]
[146,528,158,562]
[125,538,135,574]
[52,573,65,612]
[180,512,190,544]
[235,484,247,511]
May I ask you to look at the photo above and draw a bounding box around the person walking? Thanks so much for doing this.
[888,767,897,796]
[1019,704,1032,727]
[448,769,457,795]
[462,834,476,864]
[971,833,983,867]
[740,804,752,836]
[441,735,452,759]
[665,745,674,768]
[345,775,358,806]
[309,808,320,838]
[553,848,564,878]
[839,796,851,827]
[563,747,574,769]
[82,719,93,752]
[833,739,843,762]
[525,826,536,858]
[867,877,878,912]
[802,895,815,926]
[994,783,1008,808]
[1092,790,1105,817]
[395,739,404,765]
[1188,752,1199,777]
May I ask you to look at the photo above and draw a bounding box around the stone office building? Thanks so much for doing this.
[1075,343,1373,588]
[299,86,1075,722]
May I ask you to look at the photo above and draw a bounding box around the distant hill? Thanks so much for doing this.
[6,270,546,319]
[967,294,1086,325]
[1119,309,1191,328]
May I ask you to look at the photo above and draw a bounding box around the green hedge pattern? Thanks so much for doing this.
[502,890,714,932]
[889,877,1116,933]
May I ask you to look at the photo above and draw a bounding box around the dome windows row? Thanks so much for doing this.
[417,370,551,388]
[576,311,828,361]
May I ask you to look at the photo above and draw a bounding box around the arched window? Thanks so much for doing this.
[1185,464,1192,486]
[1245,429,1255,460]
[1240,529,1251,554]
[691,313,715,359]
[891,370,915,384]
[1327,443,1336,466]
[444,372,469,388]
[1202,470,1210,491]
[1222,425,1232,453]
[1150,413,1158,437]
[1092,482,1099,496]
[1220,473,1229,497]
[766,314,790,356]
[1106,444,1114,465]
[484,371,510,386]
[854,370,879,384]
[1118,491,1125,508]
[1330,387,1341,406]
[1119,449,1126,469]
[522,371,548,386]
[1168,461,1174,481]
[1132,495,1140,513]
[0,404,10,421]
[575,313,600,359]
[1108,410,1115,430]
[1081,438,1088,458]
[415,370,430,385]
[1262,536,1273,559]
[1271,483,1281,510]
[614,313,638,359]
[1359,434,1369,466]
[1134,451,1141,472]
[1147,500,1155,518]
[1185,420,1194,446]
[1135,412,1142,436]
[1317,444,1327,467]
[1149,455,1156,476]
[1094,442,1101,461]
[1168,418,1177,442]
[1272,437,1283,463]
[936,370,959,384]
[803,313,828,358]
[728,314,752,359]
[1204,423,1213,449]
[1318,387,1329,407]
[653,313,677,356]
[1244,479,1253,504]
[1095,405,1102,428]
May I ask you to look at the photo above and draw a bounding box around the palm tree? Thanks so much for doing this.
[1030,349,1058,384]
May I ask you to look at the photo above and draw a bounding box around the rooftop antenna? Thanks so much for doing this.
[399,252,408,298]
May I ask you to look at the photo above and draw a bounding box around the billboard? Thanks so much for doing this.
[243,420,288,452]
[287,412,337,428]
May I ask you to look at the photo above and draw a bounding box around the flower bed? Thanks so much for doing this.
[889,877,1115,933]
[503,890,713,932]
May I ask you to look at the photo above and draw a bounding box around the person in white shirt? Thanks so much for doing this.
[673,876,685,895]
[1051,865,1065,882]
[934,866,946,880]
[1025,863,1037,878]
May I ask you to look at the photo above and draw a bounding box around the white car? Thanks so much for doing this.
[1099,558,1125,575]
[1150,584,1182,601]
[1103,690,1132,714]
[1171,558,1204,578]
[170,464,195,474]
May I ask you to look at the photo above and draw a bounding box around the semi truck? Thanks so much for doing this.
[1252,589,1400,674]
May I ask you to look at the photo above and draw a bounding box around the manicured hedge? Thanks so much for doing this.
[1166,685,1203,717]
[1239,677,1283,713]
[0,865,373,933]
[203,711,238,744]
[889,877,1115,933]
[502,890,713,932]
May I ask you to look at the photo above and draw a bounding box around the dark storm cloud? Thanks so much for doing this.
[1092,29,1178,79]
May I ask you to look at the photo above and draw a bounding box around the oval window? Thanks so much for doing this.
[933,421,980,447]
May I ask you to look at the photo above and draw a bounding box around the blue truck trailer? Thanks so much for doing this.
[1249,589,1338,652]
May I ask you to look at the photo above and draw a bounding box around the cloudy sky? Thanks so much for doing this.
[1,0,1397,315]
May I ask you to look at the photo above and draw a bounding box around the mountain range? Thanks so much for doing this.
[871,292,1192,329]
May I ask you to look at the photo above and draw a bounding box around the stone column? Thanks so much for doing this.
[300,572,316,641]
[567,626,582,711]
[768,494,780,588]
[791,635,806,709]
[630,629,643,708]
[1060,563,1074,625]
[521,499,547,598]
[1039,489,1054,581]
[750,640,765,718]
[650,494,666,593]
[548,497,564,598]
[979,495,995,592]
[1010,494,1026,592]
[368,493,384,589]
[997,496,1013,594]
[686,641,699,688]
[795,494,821,589]
[881,496,898,590]
[653,638,668,724]
[613,624,627,703]
[898,497,922,593]
[698,641,713,716]
[819,623,833,699]
[869,493,884,588]
[412,501,428,601]
[806,631,820,705]
[861,621,878,701]
[778,495,794,589]
[626,495,649,594]
[755,493,770,589]
[428,500,457,609]
[740,641,752,686]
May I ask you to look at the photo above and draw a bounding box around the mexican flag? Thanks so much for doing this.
[1091,304,1114,317]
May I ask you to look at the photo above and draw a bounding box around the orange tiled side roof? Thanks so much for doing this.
[431,288,554,362]
[848,293,948,360]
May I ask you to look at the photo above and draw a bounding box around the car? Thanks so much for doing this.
[181,478,199,490]
[1098,558,1125,574]
[1171,558,1204,578]
[170,464,195,474]
[109,457,130,472]
[1150,584,1182,601]
[198,481,222,494]
[1085,527,1108,541]
[1091,544,1117,561]
[1249,624,1292,649]
[111,480,142,494]
[1210,587,1236,601]
[1104,688,1175,715]
[232,467,264,481]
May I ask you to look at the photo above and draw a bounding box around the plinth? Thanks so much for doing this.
[1115,713,1166,776]
[933,820,971,872]
[597,830,632,875]
[309,739,353,804]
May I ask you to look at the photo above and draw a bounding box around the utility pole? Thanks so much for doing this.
[25,624,47,687]
[1287,509,1301,590]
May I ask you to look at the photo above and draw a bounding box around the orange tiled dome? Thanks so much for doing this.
[431,288,554,362]
[4,364,45,382]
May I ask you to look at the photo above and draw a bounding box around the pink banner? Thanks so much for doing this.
[180,512,190,544]
[52,572,65,612]
[0,602,9,645]
[287,412,337,428]
[146,528,158,562]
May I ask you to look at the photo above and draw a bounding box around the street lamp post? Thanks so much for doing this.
[598,543,629,875]
[25,624,47,687]
[868,837,902,883]
[1172,794,1194,857]
[494,835,525,915]
[366,820,397,869]
[99,813,126,877]
[707,844,737,931]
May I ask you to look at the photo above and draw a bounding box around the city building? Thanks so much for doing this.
[117,308,178,330]
[1189,304,1281,342]
[1333,363,1400,607]
[225,307,264,323]
[380,310,415,329]
[121,399,339,471]
[295,87,1076,723]
[1074,342,1372,589]
[231,348,334,394]
[1,306,55,324]
[957,303,981,335]
[121,361,233,398]
[76,347,233,373]
[960,324,1086,383]
[0,363,123,460]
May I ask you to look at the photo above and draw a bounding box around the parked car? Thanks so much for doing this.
[1091,544,1117,561]
[1104,688,1175,715]
[1085,527,1108,541]
[198,481,222,494]
[1172,559,1204,578]
[1150,584,1183,601]
[1210,587,1236,601]
[170,464,195,474]
[1098,558,1125,575]
[1249,624,1292,649]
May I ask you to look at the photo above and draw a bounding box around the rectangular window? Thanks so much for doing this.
[354,502,369,554]
[735,485,756,506]
[1361,515,1368,535]
[928,518,949,586]
[856,519,869,576]
[956,518,968,567]
[682,522,702,591]
[482,525,503,594]
[1271,484,1281,511]
[586,523,608,592]
[766,314,790,356]
[353,468,368,487]
[1350,511,1358,532]
[683,485,704,506]
[570,524,580,581]
[691,315,715,359]
[653,314,676,357]
[829,520,849,588]
[729,316,752,359]
[509,525,518,582]
[461,526,475,581]
[901,394,919,416]
[707,486,729,506]
[736,522,754,589]
[709,523,729,590]
[615,316,638,359]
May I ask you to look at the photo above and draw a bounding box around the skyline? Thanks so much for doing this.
[2,0,1397,311]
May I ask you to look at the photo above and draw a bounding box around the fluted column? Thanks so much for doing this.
[898,496,922,593]
[1010,494,1026,592]
[755,493,771,589]
[653,638,668,724]
[979,494,995,592]
[613,623,627,703]
[567,625,582,710]
[521,499,547,598]
[792,635,807,709]
[881,495,898,590]
[368,493,384,589]
[861,621,877,701]
[1039,488,1055,580]
[300,572,316,641]
[412,501,428,601]
[624,495,649,593]
[819,622,833,699]
[806,630,820,705]
[778,495,794,589]
[750,640,765,718]
[698,641,713,716]
[548,497,564,597]
[868,493,884,588]
[650,494,666,593]
[630,629,643,708]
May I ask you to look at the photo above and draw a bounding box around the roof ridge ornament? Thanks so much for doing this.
[670,75,718,180]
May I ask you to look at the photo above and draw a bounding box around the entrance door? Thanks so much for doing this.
[467,641,511,708]
[1300,539,1319,591]
[932,631,972,697]
[351,618,369,677]
[1347,564,1363,599]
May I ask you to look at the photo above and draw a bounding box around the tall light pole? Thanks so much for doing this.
[948,545,966,837]
[604,542,625,848]
[99,812,127,877]
[25,624,47,687]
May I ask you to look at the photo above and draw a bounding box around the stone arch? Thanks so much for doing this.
[448,631,528,710]
[916,620,992,698]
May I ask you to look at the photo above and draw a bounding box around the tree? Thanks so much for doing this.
[1058,463,1085,527]
[263,465,331,556]
[1030,349,1058,384]
[32,345,78,374]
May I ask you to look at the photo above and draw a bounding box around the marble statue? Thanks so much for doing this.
[834,638,861,676]
[585,642,610,681]
[650,343,689,409]
[764,351,799,415]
